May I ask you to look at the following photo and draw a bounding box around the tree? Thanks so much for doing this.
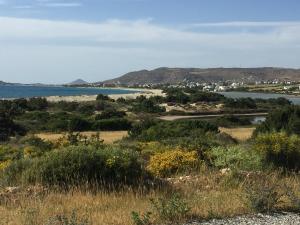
[0,112,25,141]
[96,94,110,101]
[255,105,300,135]
[68,117,91,132]
[27,98,48,111]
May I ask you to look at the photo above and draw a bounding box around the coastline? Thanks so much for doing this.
[46,88,165,102]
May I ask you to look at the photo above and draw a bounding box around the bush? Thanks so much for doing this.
[245,176,284,213]
[22,136,53,151]
[135,120,218,141]
[96,94,110,101]
[68,117,91,132]
[215,115,252,127]
[209,146,262,171]
[92,118,131,131]
[5,146,145,187]
[132,96,166,113]
[95,109,125,120]
[54,132,104,148]
[147,150,198,177]
[53,101,79,112]
[45,211,89,225]
[150,194,190,223]
[129,118,158,139]
[0,112,26,141]
[164,89,190,104]
[76,104,95,116]
[27,97,48,111]
[224,98,257,109]
[1,158,31,186]
[131,211,152,225]
[255,105,300,135]
[254,132,300,170]
[0,145,23,163]
[190,92,225,103]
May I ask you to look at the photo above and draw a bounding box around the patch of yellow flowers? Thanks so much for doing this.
[147,150,199,177]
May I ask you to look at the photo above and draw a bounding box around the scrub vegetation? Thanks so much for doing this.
[1,89,300,224]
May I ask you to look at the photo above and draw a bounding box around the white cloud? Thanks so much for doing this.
[0,17,300,83]
[1,17,299,46]
[13,5,34,9]
[35,0,82,8]
[190,21,300,28]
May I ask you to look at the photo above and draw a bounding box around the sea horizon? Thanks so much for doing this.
[0,84,138,99]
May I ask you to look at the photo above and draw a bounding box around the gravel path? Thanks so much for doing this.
[185,213,300,225]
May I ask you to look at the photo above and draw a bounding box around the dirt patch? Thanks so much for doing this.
[35,131,128,144]
[219,127,255,141]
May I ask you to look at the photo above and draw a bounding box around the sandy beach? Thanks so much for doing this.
[46,88,165,102]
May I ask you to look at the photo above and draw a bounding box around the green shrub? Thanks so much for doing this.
[0,145,23,162]
[255,105,300,135]
[132,96,166,113]
[92,118,131,131]
[135,120,218,142]
[45,211,89,225]
[245,177,284,213]
[224,98,257,109]
[4,146,145,187]
[254,132,300,170]
[215,115,252,127]
[1,158,31,186]
[53,101,79,112]
[164,88,190,104]
[96,94,110,101]
[131,211,152,225]
[27,97,48,111]
[22,136,53,151]
[68,117,91,132]
[54,132,104,148]
[150,194,190,223]
[0,112,26,141]
[76,104,95,116]
[129,118,158,139]
[95,109,125,120]
[190,91,225,103]
[209,146,262,171]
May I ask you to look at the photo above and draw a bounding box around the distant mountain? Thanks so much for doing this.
[67,79,89,86]
[0,81,54,86]
[0,80,19,86]
[103,67,300,85]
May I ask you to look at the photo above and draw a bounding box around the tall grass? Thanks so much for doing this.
[1,171,300,225]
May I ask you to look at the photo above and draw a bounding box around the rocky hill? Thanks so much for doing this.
[67,79,89,86]
[0,81,11,85]
[103,67,300,85]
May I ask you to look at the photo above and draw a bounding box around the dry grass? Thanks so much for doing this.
[219,127,255,141]
[0,190,157,225]
[1,171,300,225]
[35,131,128,144]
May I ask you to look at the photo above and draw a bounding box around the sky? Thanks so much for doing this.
[0,0,300,84]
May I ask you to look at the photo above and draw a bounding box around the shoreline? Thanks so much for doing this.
[46,88,165,102]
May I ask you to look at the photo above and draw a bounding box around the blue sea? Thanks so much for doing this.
[0,85,137,99]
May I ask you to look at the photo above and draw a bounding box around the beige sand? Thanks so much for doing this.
[46,88,165,102]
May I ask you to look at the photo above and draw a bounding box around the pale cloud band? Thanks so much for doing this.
[1,17,300,46]
[40,2,82,7]
[0,17,299,83]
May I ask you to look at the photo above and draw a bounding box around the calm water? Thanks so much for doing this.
[219,91,300,105]
[0,85,137,99]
